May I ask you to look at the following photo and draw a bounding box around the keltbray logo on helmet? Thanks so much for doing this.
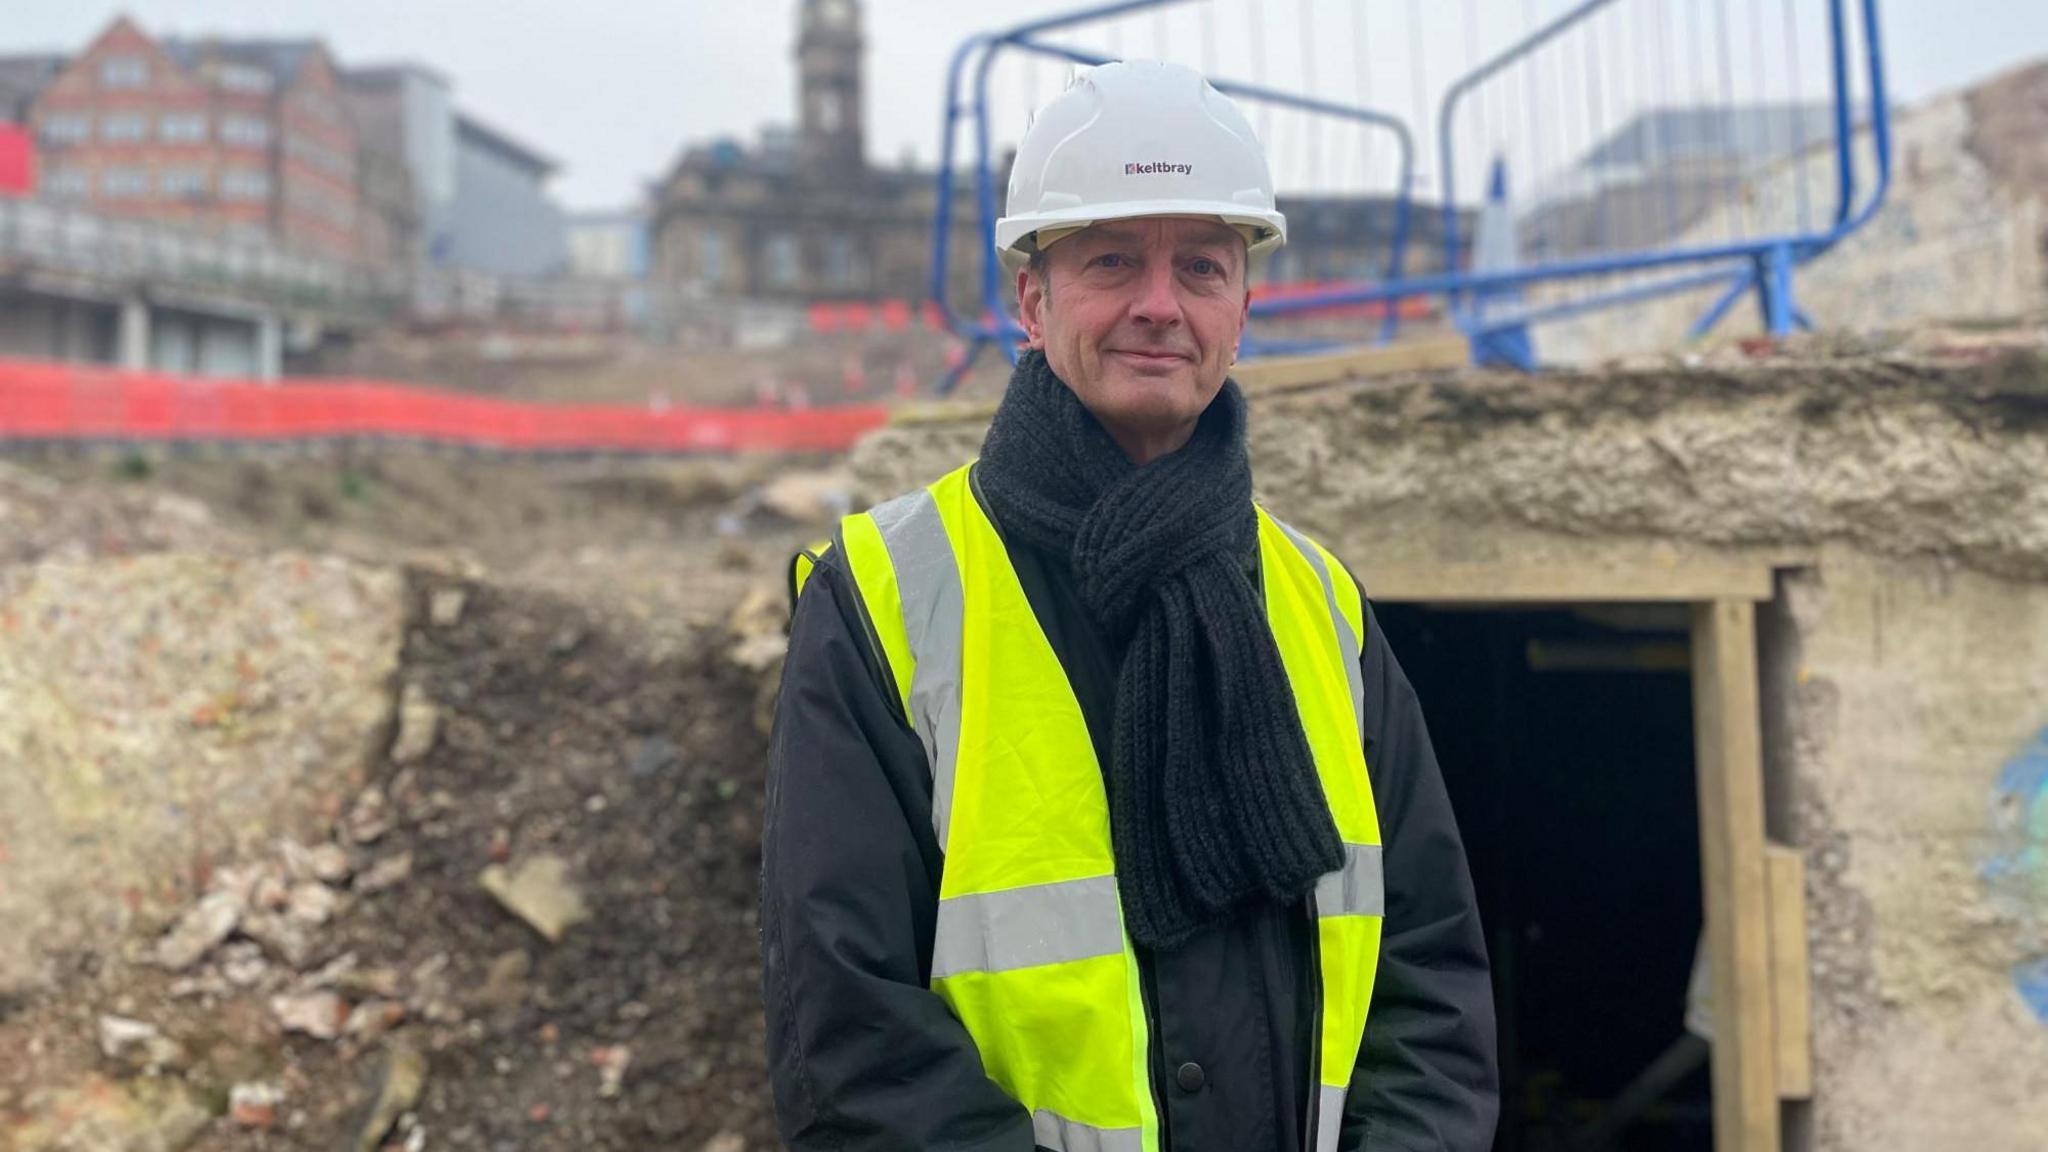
[1124,162,1194,176]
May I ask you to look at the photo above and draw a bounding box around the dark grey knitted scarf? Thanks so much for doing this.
[976,349,1342,950]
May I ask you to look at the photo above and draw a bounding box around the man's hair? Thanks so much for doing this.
[1025,244,1051,303]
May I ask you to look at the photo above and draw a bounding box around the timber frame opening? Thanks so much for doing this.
[1365,562,1810,1152]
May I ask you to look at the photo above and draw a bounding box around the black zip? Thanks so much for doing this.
[1301,893,1324,1152]
[1139,949,1174,1151]
[853,603,902,725]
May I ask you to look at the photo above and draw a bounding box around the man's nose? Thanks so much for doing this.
[1128,261,1184,327]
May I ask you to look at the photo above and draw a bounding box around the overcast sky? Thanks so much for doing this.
[6,0,2044,211]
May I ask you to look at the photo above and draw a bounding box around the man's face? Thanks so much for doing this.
[1017,216,1251,463]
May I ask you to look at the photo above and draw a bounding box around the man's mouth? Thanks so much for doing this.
[1110,349,1189,365]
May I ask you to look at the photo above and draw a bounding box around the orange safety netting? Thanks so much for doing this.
[0,357,890,454]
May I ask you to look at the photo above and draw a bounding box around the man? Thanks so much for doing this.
[762,60,1497,1151]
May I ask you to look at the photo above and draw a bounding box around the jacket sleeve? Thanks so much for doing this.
[761,553,1040,1152]
[1340,601,1501,1152]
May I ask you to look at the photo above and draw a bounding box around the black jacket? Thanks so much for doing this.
[761,482,1498,1151]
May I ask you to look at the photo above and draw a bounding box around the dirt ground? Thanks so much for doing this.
[0,446,834,1151]
[17,447,828,657]
[2,573,775,1150]
[312,330,1016,409]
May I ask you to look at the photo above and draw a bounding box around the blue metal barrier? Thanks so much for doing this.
[931,0,1423,388]
[930,0,1891,388]
[1438,0,1890,347]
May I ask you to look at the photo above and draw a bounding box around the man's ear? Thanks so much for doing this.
[1017,267,1047,349]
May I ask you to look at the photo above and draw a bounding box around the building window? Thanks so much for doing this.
[216,64,272,94]
[100,113,149,143]
[818,92,842,134]
[220,168,271,200]
[221,115,271,147]
[100,56,148,89]
[701,230,726,283]
[159,168,209,198]
[158,113,208,143]
[826,233,857,288]
[102,167,149,198]
[766,234,800,289]
[39,113,90,145]
[43,167,90,200]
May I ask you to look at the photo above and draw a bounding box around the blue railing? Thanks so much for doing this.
[930,0,1422,385]
[930,0,1890,387]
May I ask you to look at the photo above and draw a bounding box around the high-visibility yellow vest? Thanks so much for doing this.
[793,462,1382,1152]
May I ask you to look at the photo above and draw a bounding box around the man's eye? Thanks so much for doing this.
[1091,253,1128,268]
[1189,258,1221,276]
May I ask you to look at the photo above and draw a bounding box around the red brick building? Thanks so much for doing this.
[28,16,361,264]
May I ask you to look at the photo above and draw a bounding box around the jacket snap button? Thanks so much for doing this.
[1175,1061,1206,1092]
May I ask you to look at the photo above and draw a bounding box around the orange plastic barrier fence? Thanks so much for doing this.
[0,357,889,454]
[805,299,949,334]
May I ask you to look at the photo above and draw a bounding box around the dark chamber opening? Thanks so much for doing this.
[1375,603,1709,1152]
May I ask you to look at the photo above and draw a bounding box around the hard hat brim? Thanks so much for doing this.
[996,199,1287,259]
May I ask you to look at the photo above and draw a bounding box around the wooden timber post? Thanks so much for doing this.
[1690,599,1779,1152]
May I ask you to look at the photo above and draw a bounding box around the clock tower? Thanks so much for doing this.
[796,0,864,175]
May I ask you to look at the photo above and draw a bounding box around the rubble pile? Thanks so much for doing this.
[3,570,785,1151]
[0,458,238,566]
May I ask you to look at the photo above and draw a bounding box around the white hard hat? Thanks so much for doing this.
[996,59,1286,270]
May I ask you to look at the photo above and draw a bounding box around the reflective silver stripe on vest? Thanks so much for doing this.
[867,488,965,851]
[931,875,1126,979]
[1315,842,1386,918]
[1268,517,1366,743]
[1315,1083,1348,1152]
[1032,1109,1144,1152]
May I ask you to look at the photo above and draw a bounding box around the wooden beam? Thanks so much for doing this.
[1691,599,1779,1152]
[1363,562,1775,604]
[1767,845,1814,1100]
[1232,336,1469,393]
[891,398,996,425]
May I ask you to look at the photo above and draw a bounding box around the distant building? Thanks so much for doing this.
[1265,194,1466,284]
[9,14,569,280]
[1521,103,1839,259]
[445,113,566,277]
[349,123,419,271]
[566,209,648,280]
[343,63,451,272]
[1577,105,1841,186]
[651,0,1453,330]
[344,64,566,280]
[650,0,983,311]
[0,54,65,123]
[26,17,362,264]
